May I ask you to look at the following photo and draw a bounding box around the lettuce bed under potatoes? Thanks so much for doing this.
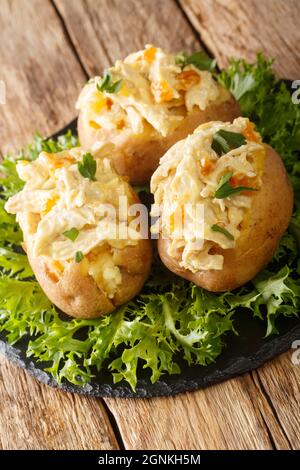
[0,55,299,391]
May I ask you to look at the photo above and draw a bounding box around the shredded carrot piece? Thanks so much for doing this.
[151,80,174,103]
[53,260,64,273]
[45,265,59,283]
[177,70,201,90]
[90,98,107,114]
[230,175,256,195]
[117,119,125,129]
[169,212,175,233]
[170,206,185,233]
[89,120,101,129]
[143,46,157,63]
[200,157,215,176]
[243,121,260,142]
[106,97,113,110]
[230,175,252,188]
[42,195,59,216]
[45,153,75,169]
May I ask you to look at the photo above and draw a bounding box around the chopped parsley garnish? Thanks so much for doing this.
[211,224,234,241]
[63,228,79,242]
[175,51,216,71]
[212,129,246,156]
[97,70,122,94]
[75,251,84,263]
[78,152,97,181]
[214,172,257,199]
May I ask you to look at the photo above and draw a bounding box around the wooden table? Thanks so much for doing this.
[0,0,299,450]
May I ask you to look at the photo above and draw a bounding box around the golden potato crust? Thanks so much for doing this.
[26,237,152,319]
[158,145,294,292]
[78,95,240,185]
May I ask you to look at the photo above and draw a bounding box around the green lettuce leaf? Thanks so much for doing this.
[218,54,300,185]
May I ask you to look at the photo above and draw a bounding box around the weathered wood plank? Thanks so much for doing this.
[180,0,300,78]
[253,352,300,449]
[0,0,119,450]
[106,372,291,450]
[54,0,200,77]
[0,0,86,155]
[0,355,119,450]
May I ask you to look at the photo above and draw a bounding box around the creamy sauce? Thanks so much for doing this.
[76,45,229,142]
[5,148,140,299]
[150,117,265,272]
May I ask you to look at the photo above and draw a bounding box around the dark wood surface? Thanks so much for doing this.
[0,0,299,449]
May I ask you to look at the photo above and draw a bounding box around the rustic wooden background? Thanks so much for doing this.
[0,0,299,450]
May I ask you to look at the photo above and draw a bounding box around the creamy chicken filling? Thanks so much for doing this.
[150,117,265,272]
[76,45,228,142]
[5,148,140,299]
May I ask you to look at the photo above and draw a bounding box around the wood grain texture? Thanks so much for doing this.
[54,0,200,77]
[0,355,119,450]
[106,372,292,450]
[180,0,300,78]
[253,352,300,449]
[0,0,86,155]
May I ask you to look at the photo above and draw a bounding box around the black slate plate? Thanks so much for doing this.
[0,80,299,398]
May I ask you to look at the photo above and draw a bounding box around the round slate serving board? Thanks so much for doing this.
[1,80,299,397]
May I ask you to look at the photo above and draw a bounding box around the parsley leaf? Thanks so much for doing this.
[214,172,257,199]
[175,51,216,71]
[75,251,84,263]
[218,53,275,115]
[78,152,97,181]
[63,228,79,242]
[97,71,122,94]
[211,224,234,241]
[212,129,246,156]
[186,51,217,71]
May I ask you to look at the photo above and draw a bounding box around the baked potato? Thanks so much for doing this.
[76,45,240,185]
[151,117,293,292]
[5,148,152,318]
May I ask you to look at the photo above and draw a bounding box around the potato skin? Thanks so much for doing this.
[23,186,152,319]
[25,237,152,319]
[27,252,114,318]
[158,145,294,292]
[78,95,240,185]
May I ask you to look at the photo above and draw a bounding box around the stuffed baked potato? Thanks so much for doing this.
[151,117,293,292]
[76,45,240,184]
[5,148,152,318]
